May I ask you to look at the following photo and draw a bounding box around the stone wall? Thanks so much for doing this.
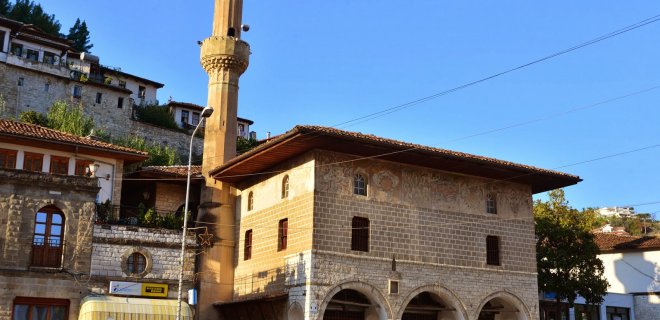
[634,294,660,320]
[226,149,540,319]
[232,153,316,299]
[302,251,539,320]
[313,150,536,272]
[154,182,188,213]
[0,168,99,320]
[0,63,202,157]
[90,224,196,287]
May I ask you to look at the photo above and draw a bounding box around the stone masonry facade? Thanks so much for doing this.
[233,153,315,299]
[226,150,539,320]
[0,169,99,320]
[634,294,660,320]
[0,63,203,156]
[90,224,196,299]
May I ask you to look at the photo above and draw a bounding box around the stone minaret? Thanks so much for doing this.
[198,0,249,318]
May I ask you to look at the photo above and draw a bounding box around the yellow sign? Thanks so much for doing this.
[110,281,169,298]
[141,283,169,297]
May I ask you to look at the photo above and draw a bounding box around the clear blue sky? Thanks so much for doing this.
[41,1,659,216]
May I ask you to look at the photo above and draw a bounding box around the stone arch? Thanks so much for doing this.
[287,301,304,320]
[396,284,469,320]
[317,281,393,320]
[474,291,532,320]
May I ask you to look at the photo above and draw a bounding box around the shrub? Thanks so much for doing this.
[134,104,181,131]
[19,110,49,127]
[112,135,180,166]
[46,100,95,136]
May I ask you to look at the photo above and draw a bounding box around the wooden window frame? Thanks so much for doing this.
[0,148,17,169]
[486,193,497,214]
[49,156,69,175]
[281,175,289,199]
[31,206,64,268]
[351,216,370,252]
[75,160,93,176]
[126,252,147,275]
[117,97,124,109]
[181,110,190,125]
[244,229,252,260]
[138,86,146,99]
[486,235,500,266]
[353,174,367,196]
[247,191,254,211]
[278,218,288,251]
[23,152,43,172]
[12,297,69,320]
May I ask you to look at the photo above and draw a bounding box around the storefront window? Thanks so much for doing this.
[606,307,629,320]
[12,297,68,320]
[575,304,600,320]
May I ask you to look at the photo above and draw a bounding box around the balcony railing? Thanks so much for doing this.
[96,203,187,230]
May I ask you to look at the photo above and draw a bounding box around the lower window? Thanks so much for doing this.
[12,297,69,320]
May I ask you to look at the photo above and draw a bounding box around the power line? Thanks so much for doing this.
[143,83,659,183]
[332,13,660,128]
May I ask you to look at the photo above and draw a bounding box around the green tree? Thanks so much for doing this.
[45,100,95,136]
[0,0,10,15]
[534,189,609,319]
[7,0,61,36]
[237,137,260,154]
[67,18,93,52]
[19,110,48,126]
[112,135,180,167]
[133,104,180,130]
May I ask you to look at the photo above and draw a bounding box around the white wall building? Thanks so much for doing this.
[598,207,636,218]
[167,100,255,138]
[0,118,147,205]
[547,234,660,320]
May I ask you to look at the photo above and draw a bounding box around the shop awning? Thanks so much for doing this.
[79,296,192,320]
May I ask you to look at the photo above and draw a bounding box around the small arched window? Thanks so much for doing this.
[353,174,367,196]
[281,175,290,199]
[247,191,254,211]
[127,252,147,275]
[486,193,497,214]
[31,206,64,268]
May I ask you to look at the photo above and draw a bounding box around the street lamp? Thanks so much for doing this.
[177,106,213,320]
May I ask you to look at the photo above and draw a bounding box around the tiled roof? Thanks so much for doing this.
[300,125,579,179]
[595,233,660,252]
[0,119,147,157]
[140,165,202,177]
[209,125,581,192]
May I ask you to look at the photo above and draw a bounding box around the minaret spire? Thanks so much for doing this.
[197,0,250,319]
[212,0,243,38]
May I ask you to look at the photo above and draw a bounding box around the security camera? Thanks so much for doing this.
[241,24,250,32]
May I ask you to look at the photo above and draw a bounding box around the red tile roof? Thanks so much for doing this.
[595,233,660,252]
[209,125,581,193]
[139,165,202,177]
[0,119,148,162]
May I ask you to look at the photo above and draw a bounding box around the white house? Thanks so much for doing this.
[542,234,660,320]
[167,100,255,138]
[598,207,636,218]
[0,118,147,204]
